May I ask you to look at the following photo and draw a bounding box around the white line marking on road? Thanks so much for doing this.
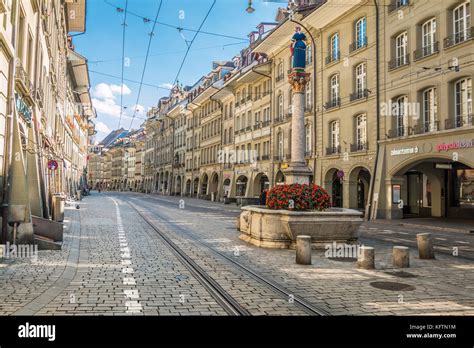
[435,238,448,241]
[397,231,409,235]
[123,277,136,285]
[110,197,142,314]
[124,290,140,299]
[456,241,469,245]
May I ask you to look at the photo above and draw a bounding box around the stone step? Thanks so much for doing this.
[34,235,62,250]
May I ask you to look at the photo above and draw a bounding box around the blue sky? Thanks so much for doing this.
[74,0,282,141]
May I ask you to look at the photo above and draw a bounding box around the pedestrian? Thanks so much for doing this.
[259,189,267,206]
[98,187,101,193]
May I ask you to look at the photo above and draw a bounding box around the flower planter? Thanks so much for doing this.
[239,206,363,249]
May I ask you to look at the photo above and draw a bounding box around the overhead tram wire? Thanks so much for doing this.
[172,0,217,87]
[89,70,172,91]
[103,0,247,42]
[128,0,164,131]
[118,0,129,129]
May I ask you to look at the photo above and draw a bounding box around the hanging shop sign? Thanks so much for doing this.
[436,139,474,152]
[15,94,32,126]
[47,160,59,171]
[390,146,419,156]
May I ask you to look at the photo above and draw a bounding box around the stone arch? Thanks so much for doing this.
[235,175,248,197]
[348,165,372,210]
[324,167,344,208]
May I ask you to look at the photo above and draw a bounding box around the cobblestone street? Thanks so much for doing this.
[1,193,473,316]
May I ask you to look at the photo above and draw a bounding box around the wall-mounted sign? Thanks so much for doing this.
[435,163,453,170]
[15,94,32,126]
[390,146,419,156]
[336,170,344,179]
[47,160,58,171]
[392,184,401,204]
[436,139,474,152]
[281,163,289,169]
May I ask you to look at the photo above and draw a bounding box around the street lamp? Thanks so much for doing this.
[246,0,255,13]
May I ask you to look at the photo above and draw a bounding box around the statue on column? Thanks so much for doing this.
[290,27,307,72]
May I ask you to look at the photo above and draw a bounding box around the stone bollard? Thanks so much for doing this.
[357,246,375,270]
[416,233,435,259]
[296,235,312,265]
[393,246,410,268]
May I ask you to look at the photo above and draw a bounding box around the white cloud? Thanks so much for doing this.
[95,121,111,134]
[159,83,173,90]
[92,97,122,118]
[93,83,131,100]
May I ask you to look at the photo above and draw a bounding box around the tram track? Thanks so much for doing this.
[127,198,329,316]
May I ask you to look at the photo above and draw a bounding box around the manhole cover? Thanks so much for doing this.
[328,257,357,262]
[370,281,415,291]
[384,271,418,278]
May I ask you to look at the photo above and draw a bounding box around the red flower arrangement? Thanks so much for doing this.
[266,183,331,211]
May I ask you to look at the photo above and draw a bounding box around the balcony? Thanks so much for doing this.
[388,126,412,138]
[274,155,283,162]
[223,163,233,169]
[350,143,368,152]
[261,154,270,160]
[412,121,439,134]
[276,74,284,83]
[274,116,285,124]
[326,146,341,155]
[15,61,33,95]
[413,42,439,60]
[349,37,367,52]
[246,95,252,102]
[325,98,341,110]
[304,105,313,113]
[245,126,252,132]
[389,54,410,70]
[445,115,473,130]
[262,120,271,128]
[305,150,313,157]
[444,28,474,48]
[388,0,410,13]
[350,89,369,102]
[325,52,340,65]
[235,101,240,107]
[253,123,261,130]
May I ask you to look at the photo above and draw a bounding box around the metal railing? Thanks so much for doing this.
[350,89,369,101]
[445,115,473,129]
[389,54,410,70]
[444,28,474,48]
[326,146,341,155]
[349,37,368,52]
[15,61,33,94]
[413,42,439,60]
[350,143,368,152]
[388,126,412,138]
[412,121,439,134]
[325,51,340,65]
[325,98,341,110]
[388,0,410,13]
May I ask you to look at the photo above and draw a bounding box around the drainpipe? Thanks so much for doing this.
[210,86,224,200]
[2,0,19,244]
[33,11,49,219]
[367,0,381,221]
